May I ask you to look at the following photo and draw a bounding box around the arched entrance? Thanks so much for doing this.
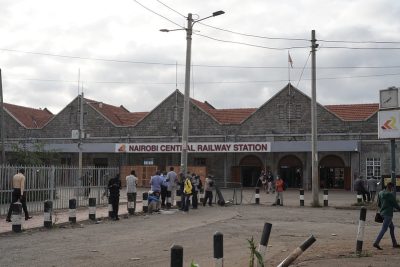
[239,155,263,187]
[278,155,303,188]
[319,155,346,189]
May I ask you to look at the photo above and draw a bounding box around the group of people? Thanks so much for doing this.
[354,175,379,202]
[258,170,286,206]
[147,167,215,213]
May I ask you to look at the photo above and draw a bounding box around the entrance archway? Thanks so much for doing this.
[278,155,303,188]
[239,155,263,187]
[319,155,346,189]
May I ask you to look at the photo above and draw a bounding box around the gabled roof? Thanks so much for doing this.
[85,99,148,126]
[324,103,379,121]
[191,98,256,124]
[3,103,53,129]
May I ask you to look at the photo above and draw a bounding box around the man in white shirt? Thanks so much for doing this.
[166,167,178,206]
[126,170,138,213]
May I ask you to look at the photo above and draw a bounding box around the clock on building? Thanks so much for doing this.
[380,87,399,109]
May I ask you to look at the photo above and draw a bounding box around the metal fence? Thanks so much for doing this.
[213,181,243,205]
[0,165,119,216]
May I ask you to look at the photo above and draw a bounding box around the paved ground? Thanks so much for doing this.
[1,189,399,266]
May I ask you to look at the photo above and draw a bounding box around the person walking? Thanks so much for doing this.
[160,171,169,208]
[126,170,138,212]
[108,174,121,220]
[191,174,201,209]
[181,174,192,212]
[267,170,274,194]
[373,182,400,250]
[367,176,378,203]
[166,167,178,207]
[273,175,284,206]
[203,175,214,206]
[6,168,32,222]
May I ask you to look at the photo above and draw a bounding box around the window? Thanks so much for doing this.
[144,158,154,165]
[366,158,380,179]
[194,158,206,166]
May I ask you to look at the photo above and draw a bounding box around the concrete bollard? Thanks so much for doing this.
[44,200,53,228]
[166,190,172,209]
[299,189,304,206]
[357,194,362,203]
[214,231,224,267]
[277,235,316,267]
[11,202,22,233]
[323,189,329,207]
[108,197,113,218]
[69,199,77,223]
[127,192,136,215]
[255,188,260,204]
[142,192,148,213]
[170,244,183,267]
[89,197,96,221]
[199,189,205,204]
[356,206,367,255]
[257,222,272,267]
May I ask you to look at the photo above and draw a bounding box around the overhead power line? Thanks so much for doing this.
[194,33,310,50]
[6,72,400,85]
[198,22,309,42]
[132,0,184,29]
[155,0,186,18]
[322,46,400,50]
[319,39,400,44]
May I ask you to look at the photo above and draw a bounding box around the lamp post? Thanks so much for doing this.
[161,10,225,176]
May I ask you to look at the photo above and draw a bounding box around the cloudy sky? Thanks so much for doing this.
[1,0,399,113]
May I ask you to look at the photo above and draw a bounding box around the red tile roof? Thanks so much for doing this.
[3,103,53,128]
[86,99,148,126]
[191,98,256,124]
[324,103,379,121]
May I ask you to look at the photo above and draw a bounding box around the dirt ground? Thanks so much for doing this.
[1,200,400,267]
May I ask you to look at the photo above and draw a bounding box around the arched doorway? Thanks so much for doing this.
[319,155,346,189]
[239,155,263,187]
[278,155,303,188]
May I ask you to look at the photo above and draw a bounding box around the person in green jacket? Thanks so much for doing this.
[373,182,400,250]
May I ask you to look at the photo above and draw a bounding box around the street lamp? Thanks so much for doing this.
[160,10,225,177]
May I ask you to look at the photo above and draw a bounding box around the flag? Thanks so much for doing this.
[288,52,293,68]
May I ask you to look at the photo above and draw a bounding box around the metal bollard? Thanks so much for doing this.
[44,200,53,228]
[11,202,22,233]
[69,199,76,223]
[108,197,113,218]
[89,197,96,221]
[257,222,272,267]
[214,232,224,267]
[277,235,316,267]
[356,207,367,255]
[127,192,136,215]
[170,244,183,267]
[299,189,304,206]
[142,192,148,213]
[166,190,172,209]
[323,189,329,206]
[357,194,362,203]
[255,188,260,204]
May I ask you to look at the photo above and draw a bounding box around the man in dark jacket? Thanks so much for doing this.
[373,182,400,250]
[354,175,368,202]
[108,174,121,220]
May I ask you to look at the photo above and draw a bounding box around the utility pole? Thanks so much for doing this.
[0,69,5,164]
[311,30,320,206]
[180,13,193,177]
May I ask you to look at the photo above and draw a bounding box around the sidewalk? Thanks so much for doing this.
[0,189,364,234]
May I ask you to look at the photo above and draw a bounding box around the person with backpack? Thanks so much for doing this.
[273,175,284,206]
[180,173,193,212]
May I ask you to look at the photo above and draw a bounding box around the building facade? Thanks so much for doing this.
[1,84,397,190]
